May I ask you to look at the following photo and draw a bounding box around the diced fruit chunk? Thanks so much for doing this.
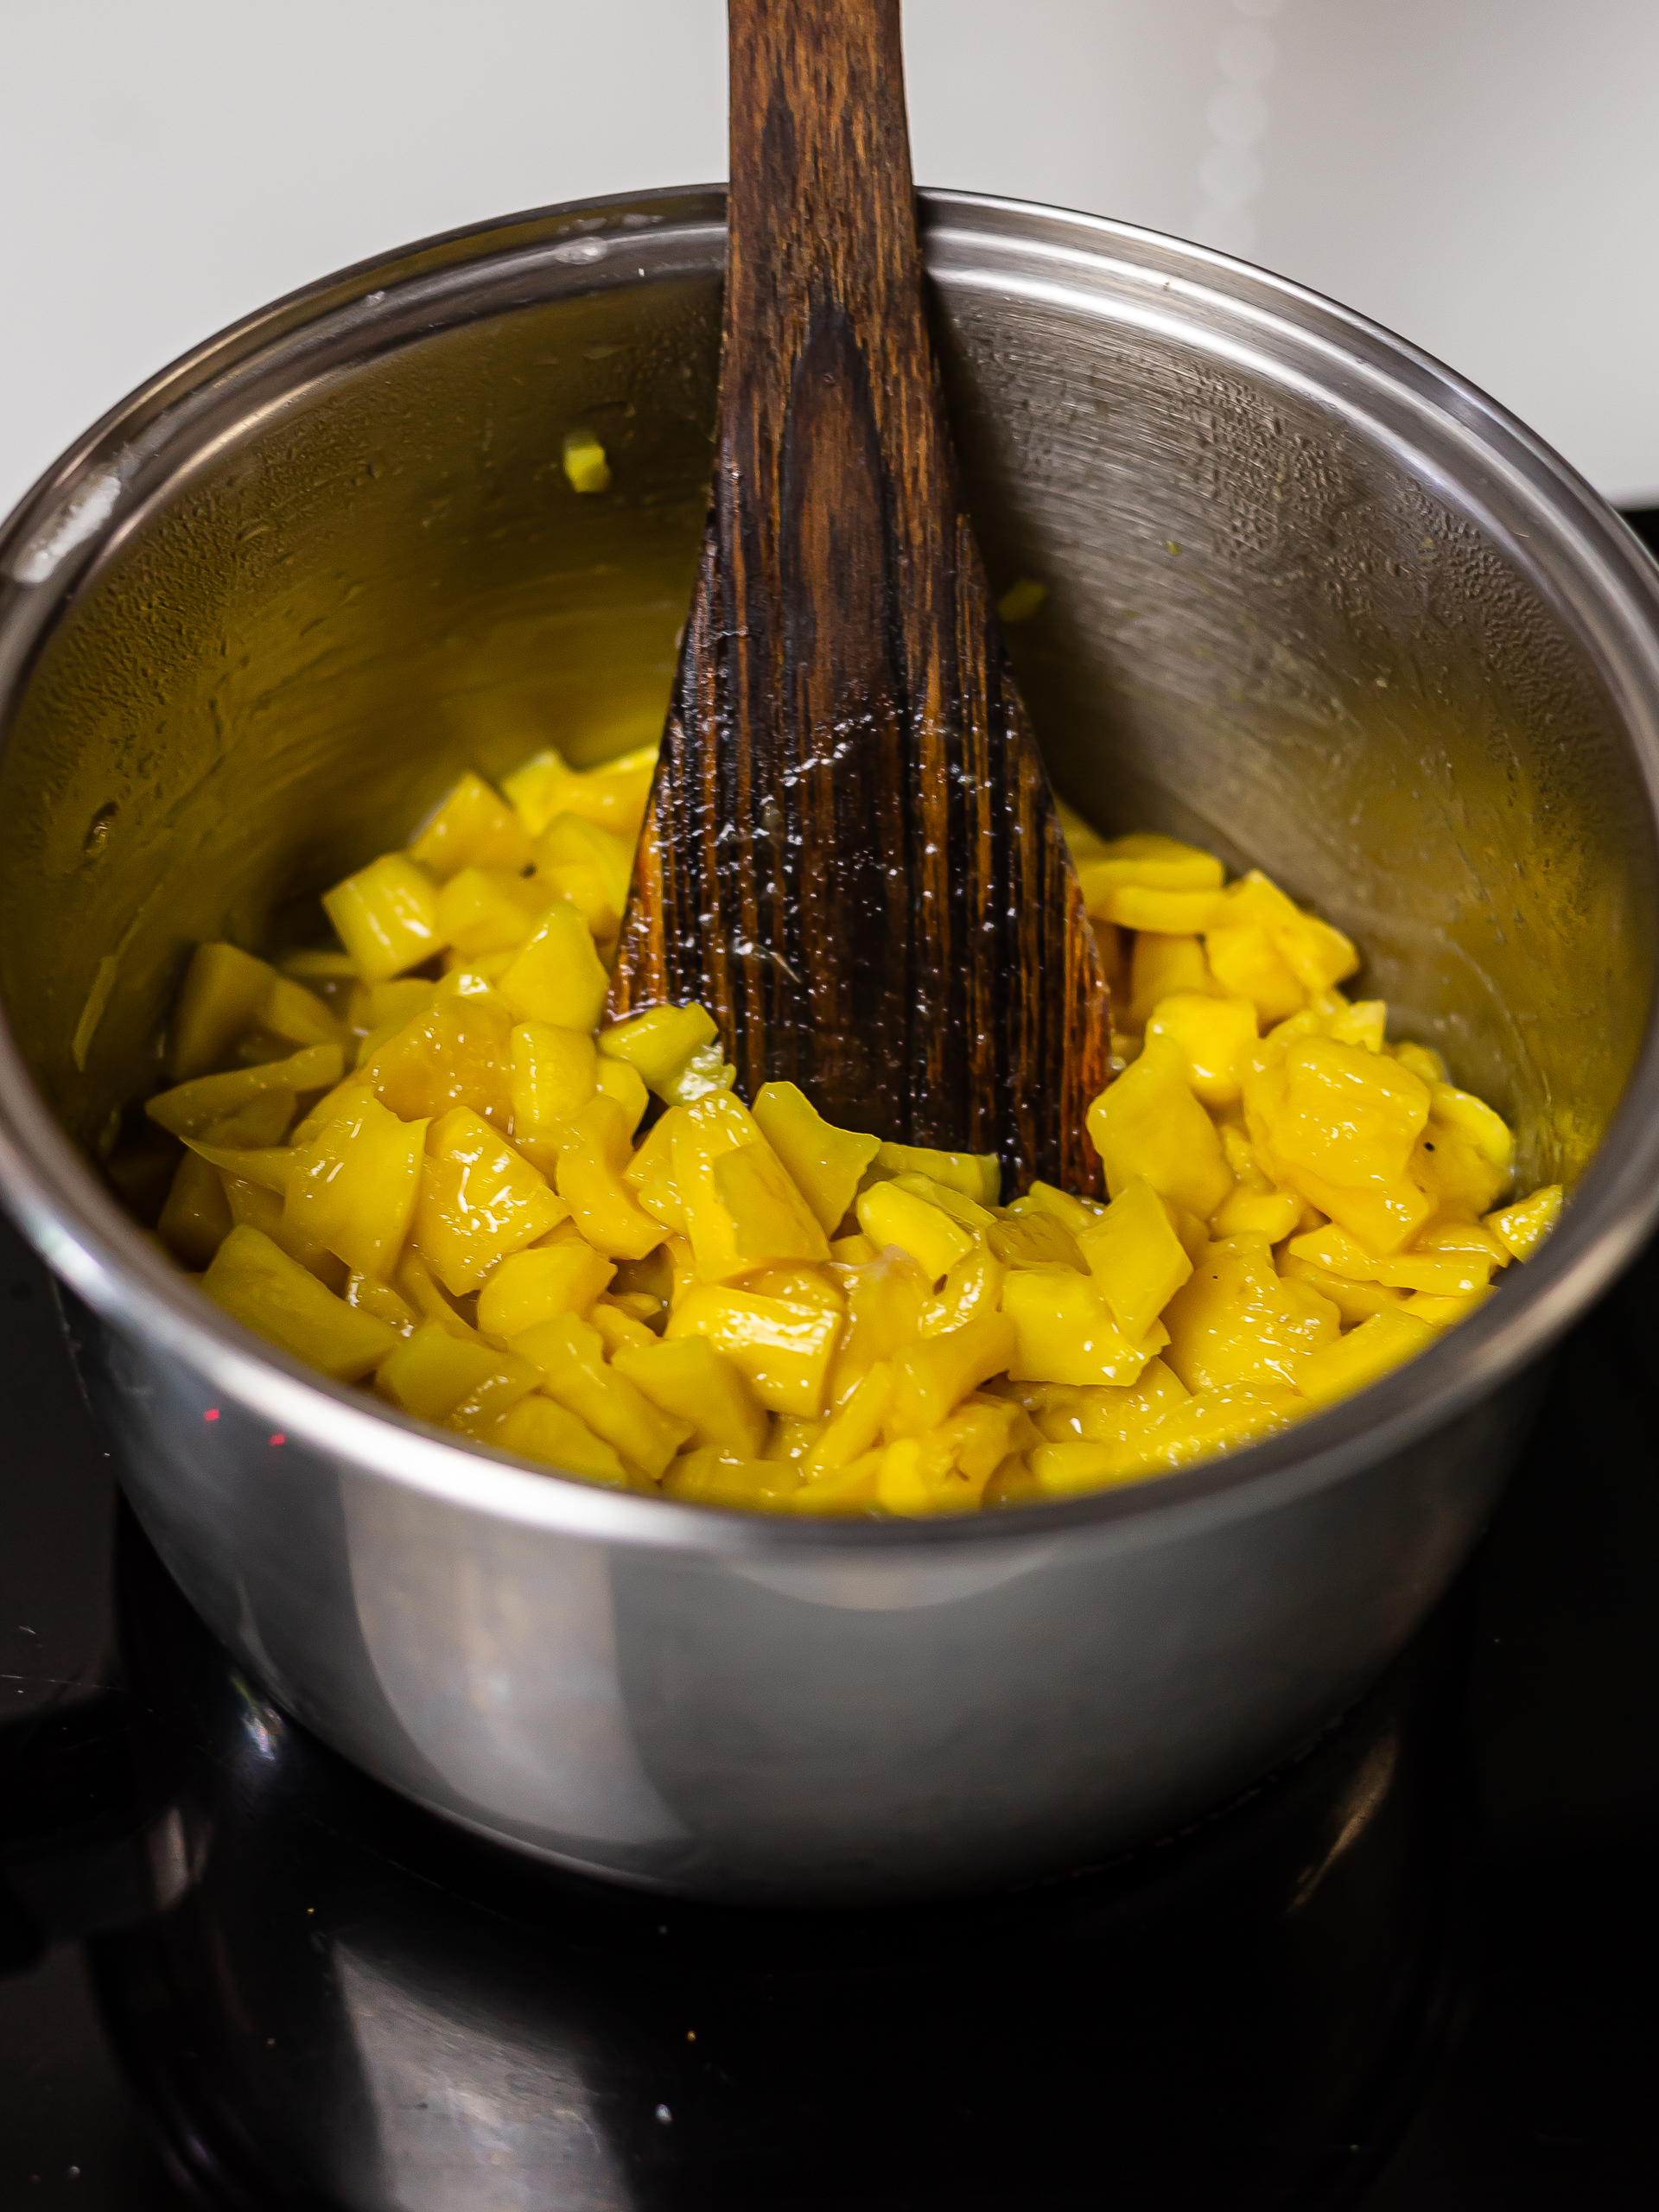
[666,1285,843,1417]
[499,900,610,1030]
[323,854,443,982]
[202,1224,396,1380]
[611,1336,769,1459]
[1087,1041,1233,1218]
[1002,1265,1165,1388]
[409,772,533,879]
[511,1312,690,1477]
[476,1240,613,1338]
[285,1094,426,1279]
[416,1107,567,1293]
[1484,1184,1562,1261]
[1296,1309,1439,1408]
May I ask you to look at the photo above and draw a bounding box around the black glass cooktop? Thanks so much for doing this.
[3,510,1657,2210]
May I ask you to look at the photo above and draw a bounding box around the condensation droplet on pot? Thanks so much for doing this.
[83,800,118,858]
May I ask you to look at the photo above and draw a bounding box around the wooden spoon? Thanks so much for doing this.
[607,0,1109,1195]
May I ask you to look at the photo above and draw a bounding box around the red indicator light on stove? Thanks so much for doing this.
[203,1408,220,1423]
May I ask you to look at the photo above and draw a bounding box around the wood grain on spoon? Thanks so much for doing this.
[607,0,1110,1194]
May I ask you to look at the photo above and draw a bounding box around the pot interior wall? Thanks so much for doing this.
[1,230,1651,1200]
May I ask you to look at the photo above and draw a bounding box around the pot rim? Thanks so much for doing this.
[3,181,1658,1559]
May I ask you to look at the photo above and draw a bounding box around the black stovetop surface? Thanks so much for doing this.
[3,510,1658,2209]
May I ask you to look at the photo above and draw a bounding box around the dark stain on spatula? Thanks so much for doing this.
[607,0,1109,1195]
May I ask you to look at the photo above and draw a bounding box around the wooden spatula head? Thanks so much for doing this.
[608,0,1109,1195]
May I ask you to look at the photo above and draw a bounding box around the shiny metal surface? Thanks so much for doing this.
[3,188,1659,1903]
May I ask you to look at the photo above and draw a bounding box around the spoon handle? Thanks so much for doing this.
[611,0,1109,1192]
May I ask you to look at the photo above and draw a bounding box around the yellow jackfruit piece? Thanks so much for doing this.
[1211,1184,1303,1241]
[1127,1384,1300,1471]
[752,1081,881,1234]
[1484,1184,1562,1262]
[594,1057,650,1136]
[1126,932,1211,1031]
[988,1209,1087,1272]
[1015,1181,1104,1236]
[1204,923,1306,1026]
[1161,1232,1339,1393]
[611,1336,769,1459]
[284,1094,426,1280]
[497,1394,630,1486]
[409,772,533,880]
[1078,838,1225,931]
[801,1361,894,1475]
[870,1141,1001,1205]
[499,901,610,1030]
[666,1284,842,1417]
[416,1106,567,1293]
[588,1300,658,1357]
[362,993,515,1130]
[668,1093,828,1281]
[1079,832,1225,898]
[1017,1356,1189,1446]
[623,1106,687,1231]
[355,978,440,1056]
[147,1044,343,1141]
[663,1452,805,1510]
[215,1171,341,1288]
[1429,1083,1514,1176]
[1272,1038,1431,1189]
[1144,991,1257,1109]
[169,943,277,1082]
[435,867,547,960]
[920,1244,1006,1338]
[157,1149,233,1270]
[508,1020,597,1168]
[562,429,611,494]
[1077,1175,1194,1342]
[1001,1264,1165,1388]
[1392,1040,1448,1087]
[1087,1039,1233,1218]
[504,741,658,842]
[201,1224,397,1381]
[377,1321,539,1429]
[323,853,443,983]
[886,1308,1016,1436]
[599,1004,719,1100]
[475,1239,613,1338]
[1277,1253,1406,1328]
[533,811,633,939]
[827,1247,930,1402]
[1402,1287,1492,1325]
[855,1179,976,1284]
[183,1136,294,1198]
[1323,996,1387,1053]
[396,1248,486,1342]
[556,1096,670,1259]
[1285,1222,1495,1297]
[343,1272,421,1338]
[1296,1308,1440,1408]
[1213,872,1358,995]
[511,1312,690,1478]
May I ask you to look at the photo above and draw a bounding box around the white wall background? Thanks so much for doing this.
[2,0,1655,519]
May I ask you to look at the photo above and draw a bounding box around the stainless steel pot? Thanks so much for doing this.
[3,188,1658,1905]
